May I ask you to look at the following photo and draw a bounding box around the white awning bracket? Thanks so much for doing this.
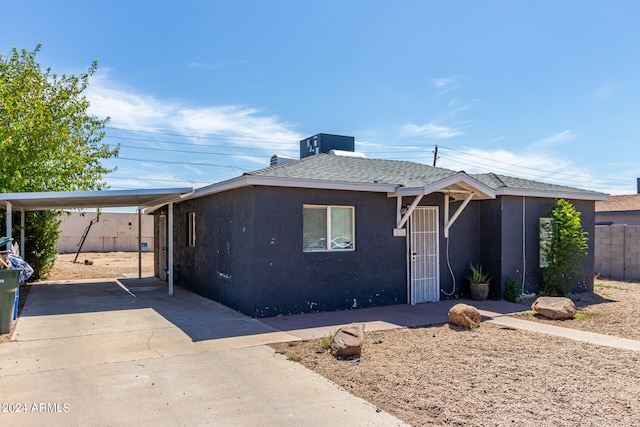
[397,195,424,228]
[444,192,474,238]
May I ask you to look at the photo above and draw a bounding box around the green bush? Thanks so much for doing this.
[505,278,521,302]
[541,199,588,296]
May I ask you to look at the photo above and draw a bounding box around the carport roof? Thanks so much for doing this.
[0,188,193,211]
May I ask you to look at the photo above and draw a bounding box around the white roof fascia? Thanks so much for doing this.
[393,173,496,199]
[188,175,398,202]
[494,187,609,201]
[143,191,196,214]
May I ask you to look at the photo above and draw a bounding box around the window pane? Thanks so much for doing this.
[330,207,353,250]
[303,207,327,250]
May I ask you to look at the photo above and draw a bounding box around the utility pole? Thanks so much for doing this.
[432,145,439,167]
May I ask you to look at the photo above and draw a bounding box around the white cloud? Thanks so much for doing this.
[188,62,224,70]
[593,79,620,101]
[402,122,463,139]
[432,76,462,94]
[436,147,627,194]
[85,72,303,188]
[527,130,576,150]
[86,72,302,147]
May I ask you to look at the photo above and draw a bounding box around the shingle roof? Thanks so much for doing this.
[471,172,602,195]
[595,194,640,212]
[247,154,459,187]
[247,154,603,196]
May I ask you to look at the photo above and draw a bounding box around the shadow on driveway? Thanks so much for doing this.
[18,277,281,342]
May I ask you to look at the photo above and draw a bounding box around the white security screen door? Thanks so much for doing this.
[409,206,440,304]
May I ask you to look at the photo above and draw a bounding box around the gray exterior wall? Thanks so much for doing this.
[154,188,596,317]
[477,196,595,297]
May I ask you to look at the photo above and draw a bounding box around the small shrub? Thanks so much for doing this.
[287,341,299,347]
[319,333,334,350]
[521,310,537,316]
[286,353,303,362]
[505,278,521,302]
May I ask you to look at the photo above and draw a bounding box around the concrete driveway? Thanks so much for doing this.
[0,278,406,426]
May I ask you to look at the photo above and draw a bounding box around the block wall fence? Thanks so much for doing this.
[594,225,640,281]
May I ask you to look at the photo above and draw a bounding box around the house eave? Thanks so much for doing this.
[495,187,609,201]
[181,175,398,203]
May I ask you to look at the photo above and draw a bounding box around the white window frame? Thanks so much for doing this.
[187,211,196,247]
[303,205,355,252]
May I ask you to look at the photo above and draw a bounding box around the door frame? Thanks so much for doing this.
[408,206,440,304]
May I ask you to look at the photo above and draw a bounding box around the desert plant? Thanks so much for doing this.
[505,278,521,302]
[541,199,588,296]
[319,333,334,350]
[466,263,491,284]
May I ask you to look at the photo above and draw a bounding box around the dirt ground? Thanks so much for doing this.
[271,279,640,426]
[47,251,155,280]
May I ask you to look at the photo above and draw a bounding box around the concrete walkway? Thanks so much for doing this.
[3,280,639,426]
[0,278,406,426]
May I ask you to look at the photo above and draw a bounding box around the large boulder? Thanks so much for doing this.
[448,303,481,328]
[532,296,576,319]
[330,323,365,357]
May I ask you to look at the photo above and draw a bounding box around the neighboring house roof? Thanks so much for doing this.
[595,194,640,213]
[148,154,606,212]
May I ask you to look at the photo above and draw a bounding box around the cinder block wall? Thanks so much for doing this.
[595,225,640,280]
[57,212,154,253]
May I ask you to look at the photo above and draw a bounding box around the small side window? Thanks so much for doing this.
[188,211,196,247]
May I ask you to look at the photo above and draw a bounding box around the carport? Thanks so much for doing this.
[0,187,193,295]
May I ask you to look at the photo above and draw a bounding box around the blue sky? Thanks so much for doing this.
[2,0,640,198]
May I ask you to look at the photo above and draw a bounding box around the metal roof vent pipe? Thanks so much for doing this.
[270,155,296,167]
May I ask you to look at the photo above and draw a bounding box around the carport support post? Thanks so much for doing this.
[168,202,174,296]
[20,209,25,257]
[5,202,12,251]
[138,207,142,279]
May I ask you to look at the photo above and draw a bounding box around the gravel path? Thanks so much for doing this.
[271,279,640,426]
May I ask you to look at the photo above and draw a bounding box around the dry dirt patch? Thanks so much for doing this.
[47,251,154,281]
[513,279,640,341]
[270,280,640,426]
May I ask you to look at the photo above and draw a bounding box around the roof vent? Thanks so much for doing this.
[299,133,355,159]
[329,149,366,158]
[270,155,296,167]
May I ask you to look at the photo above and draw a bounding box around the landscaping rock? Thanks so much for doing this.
[331,323,365,357]
[532,296,576,319]
[448,303,481,328]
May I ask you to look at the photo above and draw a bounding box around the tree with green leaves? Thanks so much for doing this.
[0,45,119,279]
[541,198,589,295]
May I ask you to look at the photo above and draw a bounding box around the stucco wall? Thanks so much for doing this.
[594,224,640,281]
[57,212,154,253]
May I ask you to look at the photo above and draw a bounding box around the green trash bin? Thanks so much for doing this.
[0,269,22,334]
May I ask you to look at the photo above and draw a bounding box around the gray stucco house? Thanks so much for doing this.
[152,135,606,318]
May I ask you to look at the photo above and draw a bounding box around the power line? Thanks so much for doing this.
[110,143,274,159]
[115,156,252,171]
[104,135,298,152]
[437,145,632,183]
[105,126,299,145]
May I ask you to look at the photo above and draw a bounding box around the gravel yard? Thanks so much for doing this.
[4,254,640,425]
[270,279,640,426]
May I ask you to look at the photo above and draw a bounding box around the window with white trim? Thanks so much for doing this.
[303,205,355,252]
[187,211,196,246]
